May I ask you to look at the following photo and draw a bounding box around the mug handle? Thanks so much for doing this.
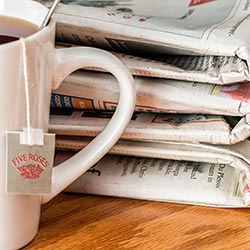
[41,47,136,204]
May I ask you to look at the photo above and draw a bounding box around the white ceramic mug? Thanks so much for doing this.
[0,1,136,249]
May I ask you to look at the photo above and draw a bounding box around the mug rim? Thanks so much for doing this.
[0,18,55,50]
[0,0,48,26]
[0,0,54,49]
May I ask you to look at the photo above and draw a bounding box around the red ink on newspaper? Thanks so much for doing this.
[189,0,215,7]
[219,82,250,102]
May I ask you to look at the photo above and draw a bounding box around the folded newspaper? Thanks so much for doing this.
[51,70,250,116]
[49,109,248,145]
[57,42,249,85]
[54,138,250,207]
[51,69,250,115]
[54,135,250,170]
[38,0,250,84]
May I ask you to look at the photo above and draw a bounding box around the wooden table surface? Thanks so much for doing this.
[23,193,250,250]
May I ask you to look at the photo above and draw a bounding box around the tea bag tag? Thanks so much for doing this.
[6,130,55,195]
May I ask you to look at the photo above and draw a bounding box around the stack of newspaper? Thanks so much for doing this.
[41,0,250,207]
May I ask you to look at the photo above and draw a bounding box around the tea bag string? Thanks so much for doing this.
[21,38,32,145]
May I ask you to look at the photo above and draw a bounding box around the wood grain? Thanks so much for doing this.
[22,193,250,250]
